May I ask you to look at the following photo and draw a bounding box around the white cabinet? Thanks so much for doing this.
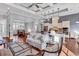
[62,21,70,35]
[62,21,70,28]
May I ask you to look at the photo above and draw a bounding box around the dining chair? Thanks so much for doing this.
[42,36,63,56]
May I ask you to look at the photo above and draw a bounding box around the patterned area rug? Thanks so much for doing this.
[9,42,39,56]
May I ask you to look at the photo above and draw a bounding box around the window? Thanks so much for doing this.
[0,24,5,36]
[13,22,25,30]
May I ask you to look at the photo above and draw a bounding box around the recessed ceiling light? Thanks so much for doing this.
[76,21,79,23]
[8,8,10,10]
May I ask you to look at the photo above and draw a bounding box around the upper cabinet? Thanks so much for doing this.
[62,21,70,28]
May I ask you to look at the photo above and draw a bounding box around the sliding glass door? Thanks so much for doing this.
[0,24,3,36]
[0,20,6,37]
[13,22,25,34]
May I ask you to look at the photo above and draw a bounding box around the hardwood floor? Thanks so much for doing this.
[1,38,78,56]
[0,48,67,56]
[0,48,13,56]
[0,42,67,56]
[65,38,79,55]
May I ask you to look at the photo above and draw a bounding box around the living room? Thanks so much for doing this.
[0,3,79,56]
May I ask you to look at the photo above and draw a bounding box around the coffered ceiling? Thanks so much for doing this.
[15,3,53,12]
[1,3,79,21]
[13,3,79,19]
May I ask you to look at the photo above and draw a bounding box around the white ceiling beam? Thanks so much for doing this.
[4,3,44,19]
[5,3,36,15]
[2,3,44,21]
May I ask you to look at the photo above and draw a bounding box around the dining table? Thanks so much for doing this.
[28,40,59,56]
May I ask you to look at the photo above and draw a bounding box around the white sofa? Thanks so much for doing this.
[27,33,63,56]
[27,32,58,50]
[27,33,43,50]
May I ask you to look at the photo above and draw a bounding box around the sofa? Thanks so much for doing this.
[27,32,60,50]
[27,33,43,50]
